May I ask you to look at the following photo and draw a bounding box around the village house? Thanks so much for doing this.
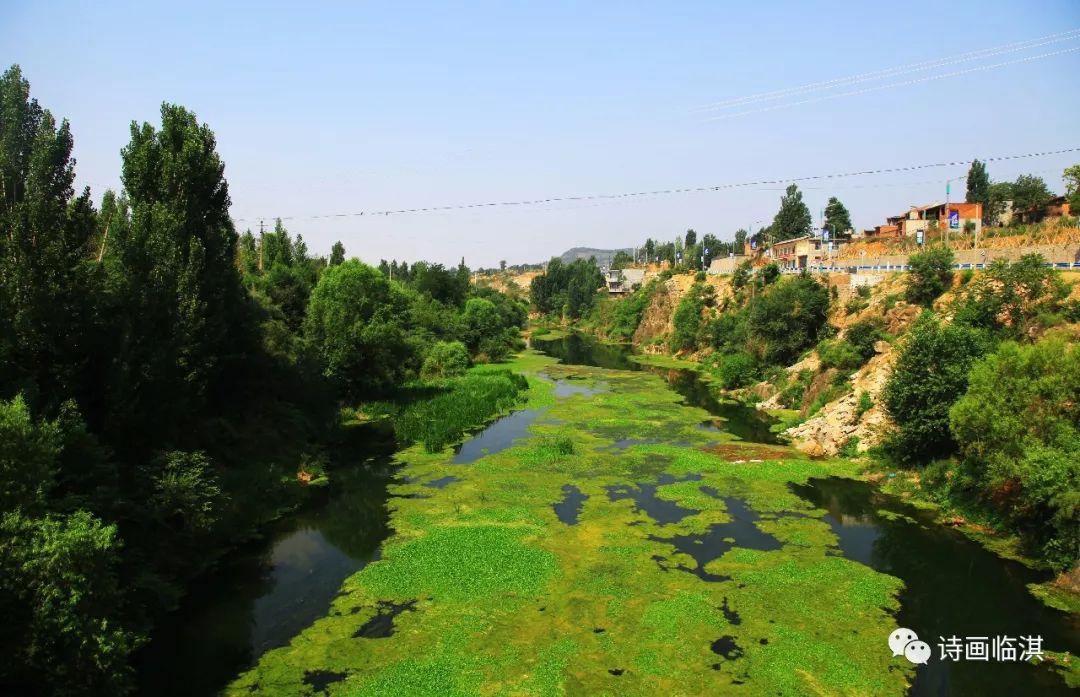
[604,267,646,293]
[1011,195,1072,225]
[769,235,824,271]
[886,202,983,239]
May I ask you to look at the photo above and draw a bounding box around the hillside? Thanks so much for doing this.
[558,246,632,267]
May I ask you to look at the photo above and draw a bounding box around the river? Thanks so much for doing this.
[135,333,1079,696]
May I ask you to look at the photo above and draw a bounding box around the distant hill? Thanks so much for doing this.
[557,247,632,268]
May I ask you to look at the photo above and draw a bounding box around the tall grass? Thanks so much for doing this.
[395,370,529,452]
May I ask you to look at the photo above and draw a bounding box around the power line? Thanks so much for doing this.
[704,45,1080,121]
[231,146,1080,225]
[692,27,1080,113]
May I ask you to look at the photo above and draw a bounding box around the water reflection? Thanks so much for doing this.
[452,408,546,463]
[531,333,779,444]
[135,463,393,697]
[794,477,1080,697]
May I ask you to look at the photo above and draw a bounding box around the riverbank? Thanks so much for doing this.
[224,345,1079,696]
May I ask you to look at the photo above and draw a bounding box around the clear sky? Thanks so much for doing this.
[3,1,1079,267]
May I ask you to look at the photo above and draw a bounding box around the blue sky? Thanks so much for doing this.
[3,1,1079,267]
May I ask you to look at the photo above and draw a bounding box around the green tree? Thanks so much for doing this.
[949,338,1080,567]
[304,260,414,396]
[823,196,852,237]
[1063,164,1080,213]
[1011,173,1053,213]
[643,238,656,262]
[530,257,602,319]
[462,297,502,353]
[0,65,102,415]
[329,240,345,266]
[882,312,991,465]
[905,246,954,307]
[0,510,134,696]
[746,274,830,365]
[734,228,748,252]
[108,103,253,457]
[610,250,633,269]
[148,451,225,537]
[684,228,697,250]
[701,233,720,267]
[671,283,705,352]
[953,254,1068,338]
[844,316,886,363]
[770,184,812,242]
[986,181,1014,225]
[0,394,58,513]
[965,159,990,211]
[421,341,471,379]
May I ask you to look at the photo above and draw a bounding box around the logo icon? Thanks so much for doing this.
[888,628,928,664]
[904,640,932,665]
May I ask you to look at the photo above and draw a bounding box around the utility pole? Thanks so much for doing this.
[945,181,950,248]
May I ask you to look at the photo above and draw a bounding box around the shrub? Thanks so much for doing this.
[838,436,861,457]
[705,308,749,354]
[808,380,849,417]
[694,271,707,282]
[853,391,873,423]
[953,255,1069,339]
[856,284,871,299]
[421,341,471,379]
[607,281,657,342]
[817,339,863,371]
[905,246,955,307]
[747,275,830,366]
[778,369,814,409]
[670,283,706,352]
[845,316,886,362]
[712,351,759,389]
[882,312,992,466]
[844,296,868,315]
[732,260,752,289]
[959,269,974,286]
[949,338,1080,569]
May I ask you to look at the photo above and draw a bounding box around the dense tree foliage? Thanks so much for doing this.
[746,274,831,365]
[769,184,812,242]
[949,338,1080,568]
[953,254,1069,339]
[329,240,345,266]
[823,196,852,237]
[965,159,990,210]
[529,257,603,319]
[0,65,526,695]
[671,282,707,352]
[610,250,633,269]
[1010,173,1054,213]
[882,312,992,466]
[904,246,954,307]
[421,341,470,379]
[1064,164,1080,213]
